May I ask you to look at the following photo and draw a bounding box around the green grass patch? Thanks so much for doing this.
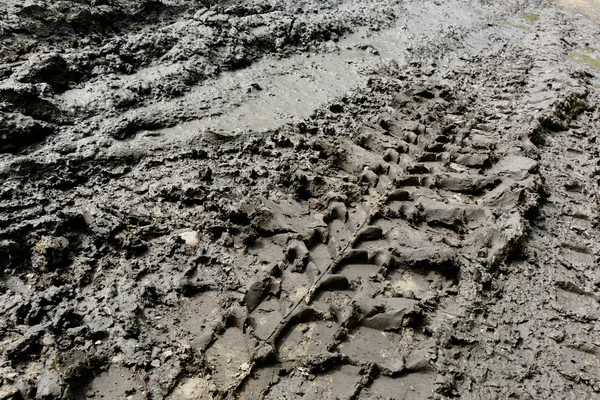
[519,13,540,24]
[577,45,599,52]
[568,52,600,71]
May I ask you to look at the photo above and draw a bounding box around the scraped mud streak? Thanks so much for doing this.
[2,0,600,399]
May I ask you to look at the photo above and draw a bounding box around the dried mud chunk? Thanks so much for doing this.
[391,92,413,108]
[277,321,338,362]
[418,198,469,230]
[404,131,419,144]
[0,112,55,153]
[424,142,446,153]
[405,339,436,372]
[480,183,525,209]
[466,133,497,150]
[395,175,427,188]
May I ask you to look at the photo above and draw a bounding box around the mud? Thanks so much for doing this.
[1,0,600,399]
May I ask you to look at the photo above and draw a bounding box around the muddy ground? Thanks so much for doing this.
[1,0,600,398]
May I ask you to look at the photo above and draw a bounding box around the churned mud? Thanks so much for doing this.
[1,0,600,399]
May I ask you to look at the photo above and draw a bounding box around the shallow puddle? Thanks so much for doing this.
[157,26,411,139]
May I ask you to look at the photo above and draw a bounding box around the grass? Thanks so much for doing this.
[568,52,600,71]
[519,13,540,24]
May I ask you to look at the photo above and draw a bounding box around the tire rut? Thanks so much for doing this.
[182,84,543,398]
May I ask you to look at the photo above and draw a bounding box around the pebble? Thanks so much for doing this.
[180,231,200,247]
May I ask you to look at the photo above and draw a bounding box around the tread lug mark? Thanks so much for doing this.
[383,148,401,163]
[324,202,348,223]
[351,225,384,247]
[224,84,539,397]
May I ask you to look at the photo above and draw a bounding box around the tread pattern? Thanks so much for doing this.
[169,84,541,399]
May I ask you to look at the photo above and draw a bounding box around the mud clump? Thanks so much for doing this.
[532,91,591,145]
[30,236,70,272]
[14,54,72,93]
[0,112,55,152]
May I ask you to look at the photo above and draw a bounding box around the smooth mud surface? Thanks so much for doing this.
[1,0,600,399]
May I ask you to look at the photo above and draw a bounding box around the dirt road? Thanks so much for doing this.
[1,0,600,398]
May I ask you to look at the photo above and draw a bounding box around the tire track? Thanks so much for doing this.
[216,83,541,398]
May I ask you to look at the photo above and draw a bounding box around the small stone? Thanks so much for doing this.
[180,231,200,247]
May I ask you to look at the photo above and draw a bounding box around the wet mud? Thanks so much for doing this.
[1,0,600,399]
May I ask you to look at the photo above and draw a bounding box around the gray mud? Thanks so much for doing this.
[1,0,600,399]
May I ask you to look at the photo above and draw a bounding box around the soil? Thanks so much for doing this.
[1,0,600,399]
